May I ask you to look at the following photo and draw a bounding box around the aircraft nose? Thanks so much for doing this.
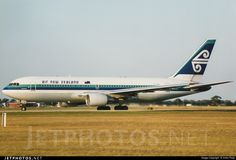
[2,87,8,96]
[2,86,18,99]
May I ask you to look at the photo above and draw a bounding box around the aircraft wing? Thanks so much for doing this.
[104,81,232,98]
[185,81,232,89]
[79,81,232,99]
[104,83,188,97]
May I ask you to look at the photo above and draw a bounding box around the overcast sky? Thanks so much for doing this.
[0,0,235,100]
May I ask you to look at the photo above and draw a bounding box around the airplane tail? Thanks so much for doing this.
[171,39,216,82]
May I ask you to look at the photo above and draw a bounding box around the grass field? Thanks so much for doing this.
[0,106,236,156]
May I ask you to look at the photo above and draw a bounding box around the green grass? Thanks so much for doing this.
[0,108,236,156]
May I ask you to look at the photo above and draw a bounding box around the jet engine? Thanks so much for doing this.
[85,93,108,106]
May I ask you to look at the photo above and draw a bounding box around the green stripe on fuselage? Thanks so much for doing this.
[6,84,154,90]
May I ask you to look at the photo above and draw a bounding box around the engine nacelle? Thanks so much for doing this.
[85,93,108,106]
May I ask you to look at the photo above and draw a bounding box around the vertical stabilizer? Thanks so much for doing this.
[172,39,216,82]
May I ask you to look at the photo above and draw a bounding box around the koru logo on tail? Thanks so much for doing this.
[192,50,210,73]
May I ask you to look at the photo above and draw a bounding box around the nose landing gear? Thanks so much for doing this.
[20,104,27,111]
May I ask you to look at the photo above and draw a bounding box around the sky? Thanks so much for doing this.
[0,0,235,100]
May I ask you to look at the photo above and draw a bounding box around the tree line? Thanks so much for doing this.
[162,95,235,106]
[129,95,236,106]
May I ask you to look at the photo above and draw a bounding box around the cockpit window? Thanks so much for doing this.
[9,83,19,86]
[85,81,90,84]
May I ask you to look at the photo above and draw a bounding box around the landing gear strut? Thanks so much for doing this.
[97,105,111,110]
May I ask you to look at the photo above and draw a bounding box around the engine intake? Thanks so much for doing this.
[85,93,108,106]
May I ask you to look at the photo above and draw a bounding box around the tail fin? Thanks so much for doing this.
[172,39,216,82]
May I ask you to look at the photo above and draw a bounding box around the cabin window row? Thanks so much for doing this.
[34,85,148,88]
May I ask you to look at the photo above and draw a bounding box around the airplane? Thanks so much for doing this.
[1,39,232,111]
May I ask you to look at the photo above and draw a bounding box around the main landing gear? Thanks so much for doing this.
[114,105,128,110]
[97,105,111,110]
[96,105,129,110]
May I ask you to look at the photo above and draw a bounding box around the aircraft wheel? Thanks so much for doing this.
[114,105,128,110]
[114,106,120,110]
[21,106,27,111]
[123,105,128,110]
[105,106,111,110]
[97,105,111,110]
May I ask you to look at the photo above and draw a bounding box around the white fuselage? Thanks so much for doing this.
[2,76,197,104]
